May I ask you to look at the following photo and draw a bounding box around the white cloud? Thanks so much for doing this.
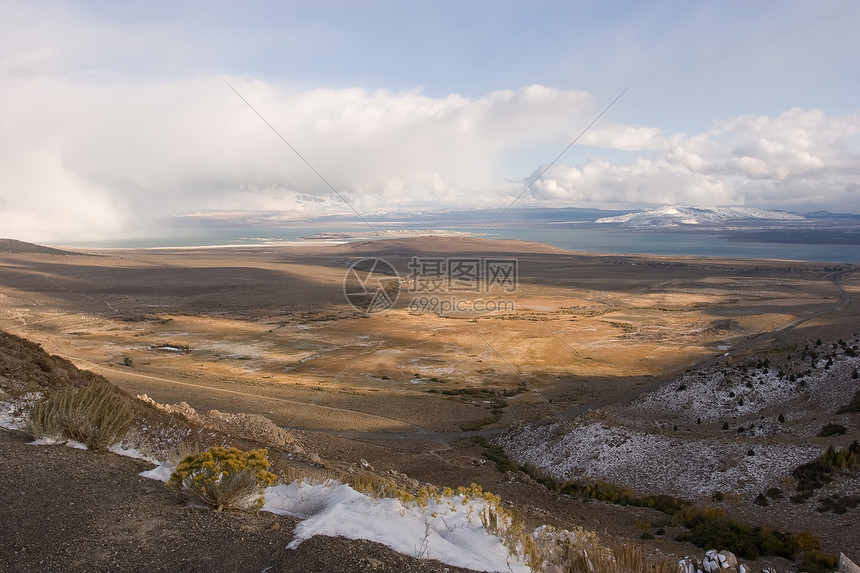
[532,107,860,211]
[0,72,601,241]
[2,68,859,244]
[580,124,681,151]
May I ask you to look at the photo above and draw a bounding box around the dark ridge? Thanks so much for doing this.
[0,238,82,255]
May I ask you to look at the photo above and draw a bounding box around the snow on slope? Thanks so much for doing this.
[594,205,805,228]
[265,481,530,572]
[497,419,819,499]
[633,353,860,428]
[0,392,40,431]
[497,339,860,500]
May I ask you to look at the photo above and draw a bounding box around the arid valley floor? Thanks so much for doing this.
[1,237,858,571]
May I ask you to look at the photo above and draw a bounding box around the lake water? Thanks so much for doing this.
[63,225,860,263]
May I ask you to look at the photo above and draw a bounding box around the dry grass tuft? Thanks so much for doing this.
[28,381,135,450]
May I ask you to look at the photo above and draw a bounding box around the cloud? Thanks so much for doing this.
[2,72,859,243]
[2,2,860,243]
[0,72,601,241]
[532,108,860,211]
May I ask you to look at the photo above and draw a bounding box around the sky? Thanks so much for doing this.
[1,0,859,243]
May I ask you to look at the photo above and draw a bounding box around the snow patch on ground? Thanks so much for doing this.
[139,462,174,483]
[0,392,40,431]
[109,442,160,464]
[28,436,88,449]
[131,466,532,572]
[264,481,530,573]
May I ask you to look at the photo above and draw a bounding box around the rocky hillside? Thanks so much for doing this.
[496,336,860,560]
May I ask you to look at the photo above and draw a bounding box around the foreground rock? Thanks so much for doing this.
[137,395,299,450]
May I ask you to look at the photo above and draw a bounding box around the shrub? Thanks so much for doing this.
[815,494,860,514]
[167,446,277,510]
[472,436,521,473]
[837,390,860,413]
[818,423,848,437]
[791,441,860,498]
[675,505,820,561]
[28,381,135,450]
[798,550,840,573]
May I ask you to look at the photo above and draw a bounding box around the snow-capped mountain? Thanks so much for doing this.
[594,205,805,228]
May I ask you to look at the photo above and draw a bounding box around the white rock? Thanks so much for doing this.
[718,551,738,569]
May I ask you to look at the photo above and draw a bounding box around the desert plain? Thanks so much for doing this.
[0,236,852,436]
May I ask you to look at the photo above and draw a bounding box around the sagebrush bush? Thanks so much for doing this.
[168,446,277,510]
[28,381,135,450]
[817,423,848,437]
[674,505,820,560]
[792,441,860,495]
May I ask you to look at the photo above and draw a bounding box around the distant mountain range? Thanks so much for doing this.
[594,205,806,228]
[171,205,860,232]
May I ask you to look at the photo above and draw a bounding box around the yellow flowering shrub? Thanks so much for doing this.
[167,446,277,510]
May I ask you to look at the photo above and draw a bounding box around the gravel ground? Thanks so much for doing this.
[0,429,475,573]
